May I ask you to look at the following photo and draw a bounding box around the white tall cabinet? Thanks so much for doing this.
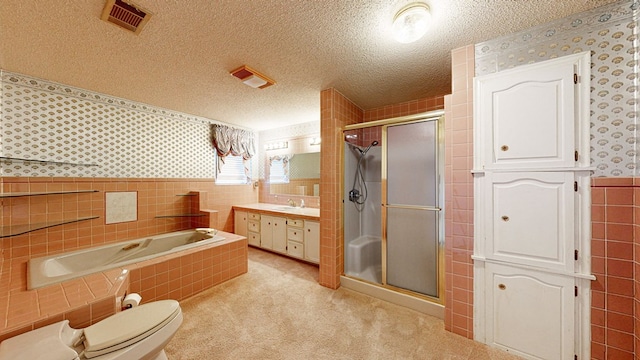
[473,52,594,360]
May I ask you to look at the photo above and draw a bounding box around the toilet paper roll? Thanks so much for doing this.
[123,293,142,309]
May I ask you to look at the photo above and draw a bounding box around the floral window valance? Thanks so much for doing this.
[211,124,256,160]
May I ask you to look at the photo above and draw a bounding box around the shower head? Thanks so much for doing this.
[362,140,379,155]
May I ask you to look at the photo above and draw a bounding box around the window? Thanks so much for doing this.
[216,154,250,185]
[269,157,289,184]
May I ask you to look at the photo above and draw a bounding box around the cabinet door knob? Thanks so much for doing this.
[498,284,506,290]
[501,145,509,151]
[501,215,509,221]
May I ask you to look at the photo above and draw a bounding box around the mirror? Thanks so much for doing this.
[269,152,320,196]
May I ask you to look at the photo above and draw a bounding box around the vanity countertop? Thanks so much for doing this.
[232,203,319,220]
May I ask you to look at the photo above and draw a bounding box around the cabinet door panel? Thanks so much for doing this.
[234,211,247,237]
[247,232,260,247]
[485,263,574,360]
[272,217,287,253]
[260,216,274,249]
[304,221,320,263]
[486,172,574,271]
[475,55,578,169]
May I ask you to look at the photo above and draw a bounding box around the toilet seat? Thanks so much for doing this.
[82,300,180,359]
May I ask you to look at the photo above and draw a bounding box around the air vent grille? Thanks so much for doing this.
[101,0,151,35]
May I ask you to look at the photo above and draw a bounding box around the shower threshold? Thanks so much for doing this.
[340,275,444,319]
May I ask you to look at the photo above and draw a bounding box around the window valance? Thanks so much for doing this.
[211,124,256,160]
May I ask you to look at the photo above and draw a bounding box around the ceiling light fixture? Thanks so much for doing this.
[392,3,431,44]
[230,65,275,89]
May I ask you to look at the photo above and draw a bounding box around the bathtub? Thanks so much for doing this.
[28,229,225,289]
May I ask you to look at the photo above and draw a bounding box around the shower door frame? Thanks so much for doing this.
[343,109,445,304]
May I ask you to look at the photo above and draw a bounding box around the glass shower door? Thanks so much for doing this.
[384,119,441,298]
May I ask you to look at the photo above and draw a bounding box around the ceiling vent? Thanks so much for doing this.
[101,0,151,35]
[230,65,276,89]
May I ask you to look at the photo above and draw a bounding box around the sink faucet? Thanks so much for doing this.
[287,198,296,207]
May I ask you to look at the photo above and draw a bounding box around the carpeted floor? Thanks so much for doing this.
[164,247,521,360]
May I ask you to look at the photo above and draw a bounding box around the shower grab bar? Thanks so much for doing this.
[383,204,441,211]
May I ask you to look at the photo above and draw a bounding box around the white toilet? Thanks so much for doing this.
[0,299,183,360]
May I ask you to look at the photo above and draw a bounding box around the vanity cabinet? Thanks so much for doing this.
[233,207,319,264]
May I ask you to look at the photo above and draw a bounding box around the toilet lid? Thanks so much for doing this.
[83,300,180,358]
[0,321,79,360]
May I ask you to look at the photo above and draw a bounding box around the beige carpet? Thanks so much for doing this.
[165,247,521,360]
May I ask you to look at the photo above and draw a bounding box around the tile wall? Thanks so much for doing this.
[319,88,363,289]
[444,45,475,339]
[128,238,248,304]
[591,177,637,360]
[1,177,255,261]
[319,88,445,289]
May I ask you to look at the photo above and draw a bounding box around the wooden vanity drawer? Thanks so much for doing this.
[248,220,260,232]
[248,213,261,221]
[287,241,304,259]
[287,227,303,242]
[287,218,304,228]
[247,231,260,247]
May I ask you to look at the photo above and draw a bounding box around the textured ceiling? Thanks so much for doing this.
[0,0,619,130]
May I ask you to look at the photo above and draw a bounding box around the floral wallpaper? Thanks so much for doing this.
[0,70,253,178]
[475,0,639,177]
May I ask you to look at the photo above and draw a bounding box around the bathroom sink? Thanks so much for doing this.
[270,206,299,211]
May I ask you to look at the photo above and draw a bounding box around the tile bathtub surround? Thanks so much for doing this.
[1,177,256,261]
[0,231,246,342]
[128,236,248,303]
[0,263,128,343]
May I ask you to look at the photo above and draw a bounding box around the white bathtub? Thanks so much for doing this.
[28,229,225,289]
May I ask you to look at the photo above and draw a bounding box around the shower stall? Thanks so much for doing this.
[343,110,444,304]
